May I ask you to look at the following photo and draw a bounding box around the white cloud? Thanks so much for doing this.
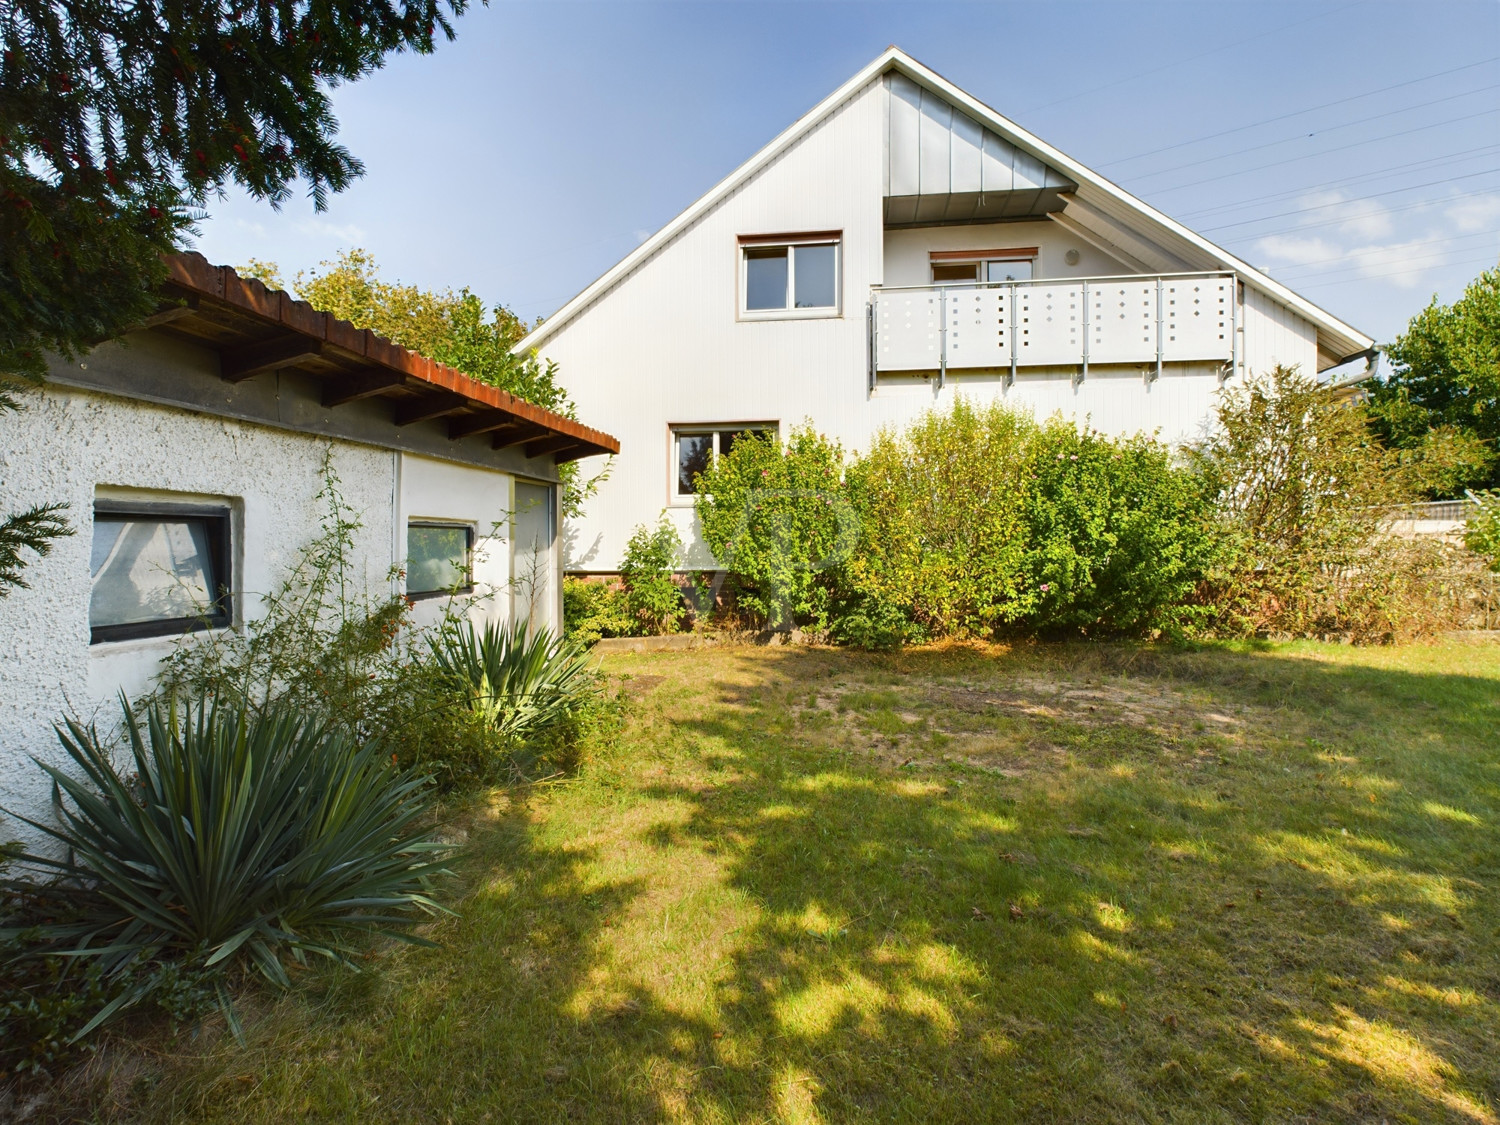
[294,217,367,244]
[633,228,653,244]
[1346,238,1440,290]
[1297,189,1393,239]
[1255,233,1341,266]
[1446,192,1500,233]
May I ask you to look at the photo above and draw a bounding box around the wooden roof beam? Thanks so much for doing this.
[523,434,584,459]
[221,334,324,383]
[492,423,549,450]
[448,410,520,440]
[393,392,470,427]
[321,371,407,408]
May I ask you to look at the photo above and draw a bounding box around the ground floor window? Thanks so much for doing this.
[672,423,778,498]
[406,522,475,599]
[89,501,232,643]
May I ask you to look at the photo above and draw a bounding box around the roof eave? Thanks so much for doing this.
[515,46,1373,360]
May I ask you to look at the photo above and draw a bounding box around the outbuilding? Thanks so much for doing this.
[0,253,618,837]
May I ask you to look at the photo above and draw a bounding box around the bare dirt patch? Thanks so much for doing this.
[797,672,1251,778]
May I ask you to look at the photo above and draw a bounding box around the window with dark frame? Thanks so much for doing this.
[89,501,233,644]
[672,424,778,497]
[406,522,474,599]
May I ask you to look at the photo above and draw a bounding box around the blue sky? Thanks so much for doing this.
[193,0,1500,347]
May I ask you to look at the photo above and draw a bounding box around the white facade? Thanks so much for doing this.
[518,49,1370,572]
[0,381,560,846]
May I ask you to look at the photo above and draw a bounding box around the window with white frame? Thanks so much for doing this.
[89,500,233,643]
[740,235,840,316]
[406,522,474,599]
[672,424,778,499]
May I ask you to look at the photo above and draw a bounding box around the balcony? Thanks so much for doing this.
[869,272,1237,387]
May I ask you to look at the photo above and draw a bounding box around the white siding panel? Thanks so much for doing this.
[918,90,952,194]
[950,112,983,193]
[887,75,920,197]
[1241,285,1318,377]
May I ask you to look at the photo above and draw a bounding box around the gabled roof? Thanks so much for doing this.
[156,253,617,461]
[516,47,1373,363]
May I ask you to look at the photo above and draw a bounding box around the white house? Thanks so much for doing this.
[1,254,616,839]
[515,47,1374,573]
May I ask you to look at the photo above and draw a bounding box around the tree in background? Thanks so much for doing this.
[1368,264,1500,496]
[238,252,606,513]
[1,0,475,594]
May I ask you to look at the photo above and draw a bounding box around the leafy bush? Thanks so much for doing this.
[695,426,856,629]
[1023,421,1217,635]
[1186,364,1442,639]
[2,697,448,1040]
[1466,490,1500,573]
[844,398,1033,638]
[621,517,686,634]
[562,576,634,646]
[428,619,600,776]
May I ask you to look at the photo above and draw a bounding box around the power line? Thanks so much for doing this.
[1175,144,1500,220]
[1128,84,1500,183]
[1225,184,1500,242]
[1022,4,1357,115]
[1258,229,1500,276]
[1270,241,1500,284]
[1102,56,1500,168]
[1293,253,1498,290]
[1143,106,1500,195]
[1199,168,1500,233]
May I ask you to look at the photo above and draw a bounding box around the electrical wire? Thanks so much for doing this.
[1175,144,1500,220]
[1128,84,1500,183]
[1199,169,1500,233]
[1293,253,1499,290]
[1022,4,1357,115]
[1101,56,1499,168]
[1268,241,1500,284]
[1221,184,1500,242]
[1143,106,1500,195]
[1254,229,1500,276]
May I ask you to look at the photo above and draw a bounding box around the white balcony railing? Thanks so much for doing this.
[868,271,1238,388]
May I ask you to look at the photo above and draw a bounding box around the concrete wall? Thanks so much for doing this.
[0,383,556,846]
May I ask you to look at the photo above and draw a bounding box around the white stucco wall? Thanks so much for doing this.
[882,220,1127,287]
[0,385,552,847]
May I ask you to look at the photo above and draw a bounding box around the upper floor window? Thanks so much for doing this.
[930,248,1035,285]
[672,424,777,499]
[740,234,840,318]
[89,500,233,643]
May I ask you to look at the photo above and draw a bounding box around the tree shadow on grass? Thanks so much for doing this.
[601,644,1500,1123]
[119,642,1499,1124]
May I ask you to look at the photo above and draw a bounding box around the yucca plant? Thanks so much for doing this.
[428,618,598,745]
[1,697,450,1039]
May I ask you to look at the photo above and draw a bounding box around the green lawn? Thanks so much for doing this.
[113,640,1499,1122]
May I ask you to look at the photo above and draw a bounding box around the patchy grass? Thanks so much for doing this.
[72,641,1500,1122]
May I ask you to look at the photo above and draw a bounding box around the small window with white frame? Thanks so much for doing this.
[89,500,233,643]
[406,521,474,600]
[930,248,1035,285]
[672,423,778,499]
[740,234,840,317]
